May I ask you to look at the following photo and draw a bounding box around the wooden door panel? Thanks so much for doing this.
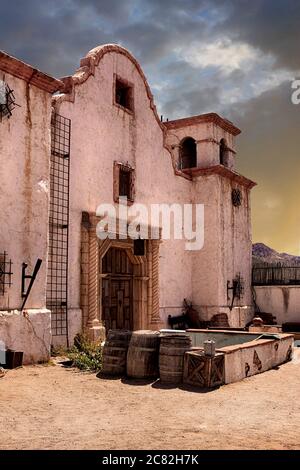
[102,276,133,332]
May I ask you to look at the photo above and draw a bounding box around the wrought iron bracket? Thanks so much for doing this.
[0,80,20,121]
[21,259,42,310]
[227,273,244,310]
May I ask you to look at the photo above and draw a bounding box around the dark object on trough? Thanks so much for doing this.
[282,322,300,333]
[0,349,23,369]
[208,326,246,331]
[168,313,188,330]
[168,299,203,329]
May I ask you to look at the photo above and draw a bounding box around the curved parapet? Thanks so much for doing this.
[53,43,162,129]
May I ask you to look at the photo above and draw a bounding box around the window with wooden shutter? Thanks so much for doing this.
[113,162,135,204]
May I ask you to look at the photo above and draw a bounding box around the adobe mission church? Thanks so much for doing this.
[0,44,256,363]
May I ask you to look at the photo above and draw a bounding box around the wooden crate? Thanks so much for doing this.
[183,351,225,388]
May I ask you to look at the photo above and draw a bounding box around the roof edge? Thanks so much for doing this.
[164,113,241,136]
[52,43,163,130]
[182,165,256,189]
[0,50,64,94]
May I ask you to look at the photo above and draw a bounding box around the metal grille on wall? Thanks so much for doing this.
[46,113,71,343]
[252,265,300,286]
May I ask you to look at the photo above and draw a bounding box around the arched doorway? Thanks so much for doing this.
[80,212,162,339]
[102,247,133,332]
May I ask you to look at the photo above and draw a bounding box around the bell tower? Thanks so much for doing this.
[165,112,256,327]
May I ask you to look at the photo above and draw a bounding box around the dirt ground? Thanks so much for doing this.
[1,350,300,450]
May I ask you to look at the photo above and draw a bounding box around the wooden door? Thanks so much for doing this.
[102,278,133,331]
[102,248,133,332]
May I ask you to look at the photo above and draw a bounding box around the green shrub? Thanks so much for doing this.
[67,334,102,372]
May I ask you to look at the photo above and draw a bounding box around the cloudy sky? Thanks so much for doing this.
[1,0,300,253]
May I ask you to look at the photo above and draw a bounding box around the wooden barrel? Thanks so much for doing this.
[102,329,132,376]
[126,330,160,379]
[159,334,192,384]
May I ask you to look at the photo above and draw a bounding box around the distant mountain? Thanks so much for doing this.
[253,243,300,266]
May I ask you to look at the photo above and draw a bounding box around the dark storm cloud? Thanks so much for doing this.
[216,0,300,72]
[1,0,300,252]
[0,0,113,76]
[159,59,224,117]
[72,0,135,21]
[228,81,300,253]
[1,0,299,76]
[113,0,300,72]
[229,81,300,185]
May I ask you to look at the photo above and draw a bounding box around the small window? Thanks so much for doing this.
[114,162,135,203]
[220,138,227,166]
[179,137,197,169]
[115,77,133,112]
[119,168,131,198]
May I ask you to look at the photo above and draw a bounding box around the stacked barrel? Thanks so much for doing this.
[127,330,161,379]
[159,334,192,384]
[102,329,192,384]
[101,329,132,375]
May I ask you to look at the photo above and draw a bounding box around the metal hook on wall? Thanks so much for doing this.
[21,259,42,311]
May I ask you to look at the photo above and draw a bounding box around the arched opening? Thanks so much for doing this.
[220,138,227,166]
[179,137,197,169]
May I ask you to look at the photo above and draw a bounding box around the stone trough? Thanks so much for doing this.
[185,329,294,385]
[101,328,294,389]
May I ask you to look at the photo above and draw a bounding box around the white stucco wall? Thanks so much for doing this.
[165,121,236,170]
[254,286,300,325]
[54,46,253,332]
[165,120,253,327]
[223,335,293,384]
[0,71,52,363]
[190,175,253,326]
[0,74,51,311]
[0,309,51,364]
[219,176,253,325]
[55,50,193,323]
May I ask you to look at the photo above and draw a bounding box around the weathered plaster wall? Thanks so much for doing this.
[191,175,222,307]
[188,174,252,327]
[55,50,193,328]
[0,309,51,364]
[54,46,253,333]
[51,308,82,348]
[0,74,51,311]
[165,121,235,170]
[165,120,252,327]
[254,286,300,324]
[0,72,52,363]
[219,177,253,326]
[222,335,293,384]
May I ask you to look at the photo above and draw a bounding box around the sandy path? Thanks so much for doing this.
[0,350,300,450]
